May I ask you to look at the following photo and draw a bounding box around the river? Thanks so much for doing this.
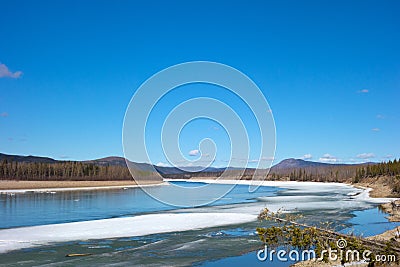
[0,180,398,266]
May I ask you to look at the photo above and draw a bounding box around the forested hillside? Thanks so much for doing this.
[0,160,133,181]
[268,158,364,182]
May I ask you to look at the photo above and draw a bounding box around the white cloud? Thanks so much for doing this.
[302,154,312,160]
[319,154,338,163]
[0,63,22,79]
[0,112,8,117]
[156,162,170,167]
[189,149,200,156]
[320,158,338,163]
[346,158,369,164]
[357,89,369,93]
[376,114,385,119]
[383,154,393,159]
[372,128,380,132]
[356,153,375,159]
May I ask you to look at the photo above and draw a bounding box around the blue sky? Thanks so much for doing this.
[0,0,399,166]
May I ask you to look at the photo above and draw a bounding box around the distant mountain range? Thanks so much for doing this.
[271,158,358,170]
[0,153,371,176]
[0,153,57,164]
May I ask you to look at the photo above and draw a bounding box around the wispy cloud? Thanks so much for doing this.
[302,154,312,160]
[371,128,380,132]
[189,149,200,156]
[0,112,8,117]
[356,153,375,159]
[0,63,22,79]
[376,114,385,119]
[319,153,338,163]
[7,136,27,142]
[261,156,275,161]
[357,89,369,94]
[383,154,393,159]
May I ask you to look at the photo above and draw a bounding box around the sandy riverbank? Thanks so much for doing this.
[353,177,398,198]
[0,180,165,192]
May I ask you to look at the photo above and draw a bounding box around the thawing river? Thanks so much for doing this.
[0,180,398,266]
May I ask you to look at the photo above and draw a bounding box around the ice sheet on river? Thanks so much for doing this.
[0,212,255,253]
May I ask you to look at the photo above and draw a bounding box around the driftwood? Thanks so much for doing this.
[258,209,400,254]
[65,253,92,257]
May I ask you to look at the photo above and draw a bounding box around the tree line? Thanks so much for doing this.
[354,159,400,182]
[1,157,399,185]
[0,159,133,181]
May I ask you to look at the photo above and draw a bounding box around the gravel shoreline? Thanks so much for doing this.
[0,180,164,192]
